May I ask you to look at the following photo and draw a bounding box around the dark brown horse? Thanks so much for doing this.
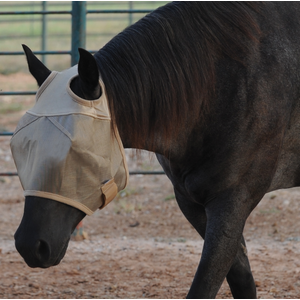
[12,2,300,298]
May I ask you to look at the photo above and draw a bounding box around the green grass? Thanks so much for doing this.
[0,102,23,114]
[0,125,9,132]
[113,199,142,214]
[164,194,176,201]
[0,1,169,73]
[259,207,281,215]
[117,187,139,199]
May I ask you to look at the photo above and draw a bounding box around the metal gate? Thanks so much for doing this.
[0,1,165,177]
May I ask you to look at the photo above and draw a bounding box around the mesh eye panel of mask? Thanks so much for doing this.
[10,65,129,216]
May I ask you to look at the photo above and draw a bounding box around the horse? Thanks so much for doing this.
[11,2,300,298]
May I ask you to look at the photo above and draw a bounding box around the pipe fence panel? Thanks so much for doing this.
[0,1,166,177]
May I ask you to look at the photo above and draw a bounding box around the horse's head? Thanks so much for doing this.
[12,45,128,268]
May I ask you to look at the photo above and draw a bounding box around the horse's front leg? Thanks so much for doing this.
[226,235,256,298]
[175,189,256,298]
[179,190,255,298]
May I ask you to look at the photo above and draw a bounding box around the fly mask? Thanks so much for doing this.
[10,65,129,215]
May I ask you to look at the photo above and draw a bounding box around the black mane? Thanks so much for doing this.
[94,2,262,150]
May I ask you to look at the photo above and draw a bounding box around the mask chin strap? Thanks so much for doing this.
[100,178,118,209]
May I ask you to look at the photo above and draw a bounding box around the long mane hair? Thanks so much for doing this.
[94,2,262,151]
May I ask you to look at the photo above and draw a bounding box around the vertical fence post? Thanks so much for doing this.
[129,1,133,25]
[71,1,86,66]
[71,1,87,241]
[41,1,47,65]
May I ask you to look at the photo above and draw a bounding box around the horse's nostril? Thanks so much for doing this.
[35,240,51,262]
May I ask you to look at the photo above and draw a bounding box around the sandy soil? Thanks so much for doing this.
[1,73,300,298]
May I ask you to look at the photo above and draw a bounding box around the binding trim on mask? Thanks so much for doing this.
[24,190,94,216]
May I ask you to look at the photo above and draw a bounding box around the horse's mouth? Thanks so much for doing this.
[54,240,69,266]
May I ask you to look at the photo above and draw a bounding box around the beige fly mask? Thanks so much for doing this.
[10,65,129,216]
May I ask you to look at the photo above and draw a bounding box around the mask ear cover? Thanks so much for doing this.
[10,65,129,216]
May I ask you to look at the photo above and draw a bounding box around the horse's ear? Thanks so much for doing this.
[77,48,101,100]
[22,44,51,87]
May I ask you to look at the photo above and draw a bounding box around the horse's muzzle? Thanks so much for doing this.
[14,196,85,268]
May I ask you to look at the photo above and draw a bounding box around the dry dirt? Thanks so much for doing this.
[1,73,300,298]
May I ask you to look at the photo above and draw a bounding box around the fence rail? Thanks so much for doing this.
[0,133,14,136]
[0,50,72,55]
[0,9,153,15]
[0,171,165,177]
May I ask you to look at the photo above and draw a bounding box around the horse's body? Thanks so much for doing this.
[13,2,300,298]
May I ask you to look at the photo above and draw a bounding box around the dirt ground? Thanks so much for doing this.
[1,73,300,298]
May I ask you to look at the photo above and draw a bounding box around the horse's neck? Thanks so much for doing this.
[116,110,196,160]
[95,74,198,159]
